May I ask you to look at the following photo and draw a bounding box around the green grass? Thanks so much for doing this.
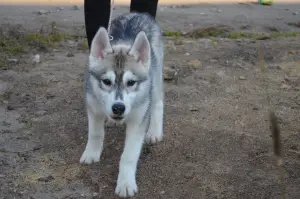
[0,35,25,54]
[0,22,74,56]
[0,22,81,68]
[163,30,182,37]
[162,27,298,40]
[185,27,228,38]
[227,31,298,39]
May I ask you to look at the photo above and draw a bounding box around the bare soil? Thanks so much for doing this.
[0,3,300,199]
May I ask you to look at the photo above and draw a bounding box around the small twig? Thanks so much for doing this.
[0,146,42,154]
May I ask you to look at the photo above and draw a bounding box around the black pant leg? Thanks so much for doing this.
[84,0,111,49]
[130,0,159,19]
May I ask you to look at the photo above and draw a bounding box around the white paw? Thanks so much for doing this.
[115,175,138,198]
[145,131,163,144]
[80,148,101,164]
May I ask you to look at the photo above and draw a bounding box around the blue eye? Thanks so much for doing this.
[102,79,112,86]
[127,80,136,87]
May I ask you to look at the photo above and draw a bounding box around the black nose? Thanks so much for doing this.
[112,103,125,116]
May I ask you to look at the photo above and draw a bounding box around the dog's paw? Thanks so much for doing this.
[80,148,101,164]
[115,175,138,198]
[145,131,163,144]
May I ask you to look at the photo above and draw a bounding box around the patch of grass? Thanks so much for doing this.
[185,26,230,38]
[270,31,297,37]
[0,23,82,67]
[163,27,229,39]
[0,35,25,55]
[24,32,71,46]
[227,31,298,39]
[163,30,182,37]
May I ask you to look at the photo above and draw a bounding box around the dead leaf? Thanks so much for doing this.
[280,83,291,89]
[188,59,202,68]
[289,50,296,55]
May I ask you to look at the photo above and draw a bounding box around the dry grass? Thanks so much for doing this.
[162,27,299,40]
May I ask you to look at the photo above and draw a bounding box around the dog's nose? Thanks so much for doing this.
[112,103,125,116]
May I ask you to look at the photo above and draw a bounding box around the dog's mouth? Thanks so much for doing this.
[111,116,124,121]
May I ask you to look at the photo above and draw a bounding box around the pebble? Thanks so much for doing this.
[38,10,49,15]
[0,174,5,178]
[293,12,298,15]
[92,192,99,197]
[32,54,40,63]
[36,110,46,116]
[239,76,246,80]
[7,58,18,63]
[184,52,190,56]
[276,16,284,20]
[57,7,64,11]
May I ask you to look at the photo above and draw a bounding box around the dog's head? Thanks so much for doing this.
[88,27,151,123]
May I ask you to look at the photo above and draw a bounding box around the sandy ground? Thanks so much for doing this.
[1,2,300,199]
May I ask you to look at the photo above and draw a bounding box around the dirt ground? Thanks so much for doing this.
[1,2,300,199]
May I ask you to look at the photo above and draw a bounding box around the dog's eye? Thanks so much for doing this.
[102,79,112,86]
[127,80,136,87]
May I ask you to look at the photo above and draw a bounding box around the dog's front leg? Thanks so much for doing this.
[80,108,105,164]
[115,121,145,198]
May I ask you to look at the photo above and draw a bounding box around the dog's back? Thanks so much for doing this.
[109,12,163,53]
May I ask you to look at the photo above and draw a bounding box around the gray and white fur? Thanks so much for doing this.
[80,13,164,198]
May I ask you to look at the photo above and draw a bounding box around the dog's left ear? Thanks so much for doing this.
[128,31,150,64]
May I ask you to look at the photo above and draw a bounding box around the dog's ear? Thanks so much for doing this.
[128,31,150,64]
[91,27,113,59]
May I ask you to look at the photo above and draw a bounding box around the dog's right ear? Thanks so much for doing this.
[91,27,113,59]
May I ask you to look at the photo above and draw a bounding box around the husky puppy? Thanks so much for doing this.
[80,12,164,197]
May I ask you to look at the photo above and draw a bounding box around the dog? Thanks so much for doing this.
[80,12,164,198]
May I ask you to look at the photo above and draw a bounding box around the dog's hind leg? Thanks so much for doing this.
[80,108,105,164]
